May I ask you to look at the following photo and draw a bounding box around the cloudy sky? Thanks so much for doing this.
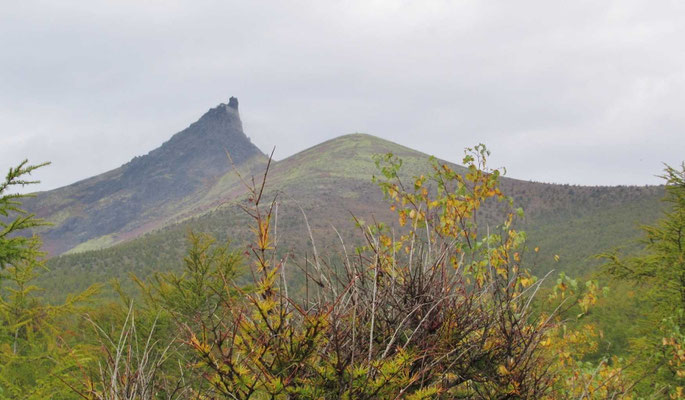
[1,0,683,192]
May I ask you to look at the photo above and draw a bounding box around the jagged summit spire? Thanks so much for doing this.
[228,96,239,110]
[199,97,241,121]
[21,95,265,255]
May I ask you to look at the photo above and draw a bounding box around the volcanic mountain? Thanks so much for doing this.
[24,97,266,255]
[23,98,664,299]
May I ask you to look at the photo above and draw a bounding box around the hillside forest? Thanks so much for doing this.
[1,145,684,399]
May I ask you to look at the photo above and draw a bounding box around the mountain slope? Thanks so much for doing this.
[25,98,266,255]
[38,133,664,301]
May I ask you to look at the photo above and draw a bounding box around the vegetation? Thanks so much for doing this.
[0,160,98,398]
[0,161,50,269]
[600,163,685,396]
[0,150,680,398]
[37,135,663,303]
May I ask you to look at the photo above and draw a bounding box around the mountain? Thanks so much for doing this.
[21,100,664,300]
[24,97,266,255]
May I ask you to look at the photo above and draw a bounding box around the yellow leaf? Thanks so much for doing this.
[520,277,533,287]
[399,211,407,226]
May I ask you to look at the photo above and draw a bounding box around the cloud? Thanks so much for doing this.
[1,0,683,191]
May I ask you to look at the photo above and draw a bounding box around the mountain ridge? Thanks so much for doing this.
[38,131,664,301]
[17,99,665,301]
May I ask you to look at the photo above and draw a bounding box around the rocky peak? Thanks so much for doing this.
[22,97,266,256]
[199,97,241,122]
[124,97,263,179]
[228,96,239,110]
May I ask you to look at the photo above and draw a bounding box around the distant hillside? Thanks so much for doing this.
[24,97,266,255]
[37,133,664,301]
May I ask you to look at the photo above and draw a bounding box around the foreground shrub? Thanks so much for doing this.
[172,146,630,398]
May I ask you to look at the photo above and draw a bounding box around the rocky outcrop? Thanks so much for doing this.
[24,98,265,255]
[228,96,239,110]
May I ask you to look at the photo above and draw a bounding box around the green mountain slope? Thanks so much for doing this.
[37,133,664,301]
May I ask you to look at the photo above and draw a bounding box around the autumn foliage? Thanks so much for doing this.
[4,149,676,398]
[165,145,632,398]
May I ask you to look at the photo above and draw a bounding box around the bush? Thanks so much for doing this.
[173,145,630,398]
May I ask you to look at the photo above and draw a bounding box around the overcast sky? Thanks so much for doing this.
[1,0,684,192]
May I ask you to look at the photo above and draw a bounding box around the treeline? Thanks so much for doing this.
[1,148,683,398]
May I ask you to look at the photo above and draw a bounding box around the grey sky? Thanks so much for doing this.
[1,0,683,192]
